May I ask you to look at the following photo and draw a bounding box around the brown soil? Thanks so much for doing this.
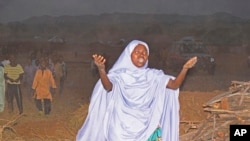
[0,45,249,141]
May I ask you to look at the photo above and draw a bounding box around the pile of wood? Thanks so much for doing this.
[180,81,250,141]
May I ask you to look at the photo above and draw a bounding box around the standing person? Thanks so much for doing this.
[32,58,56,115]
[23,58,37,98]
[76,40,197,141]
[0,64,5,112]
[30,51,37,67]
[4,54,24,114]
[53,55,63,96]
[44,53,54,76]
[59,55,67,95]
[0,54,9,112]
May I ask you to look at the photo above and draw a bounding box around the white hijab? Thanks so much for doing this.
[109,39,149,72]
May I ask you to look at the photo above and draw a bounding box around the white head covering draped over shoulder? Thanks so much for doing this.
[109,39,149,72]
[76,40,180,141]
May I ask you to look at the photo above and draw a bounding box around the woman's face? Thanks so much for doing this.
[131,44,148,68]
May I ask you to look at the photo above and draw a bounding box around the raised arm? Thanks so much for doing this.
[92,54,113,92]
[167,56,197,89]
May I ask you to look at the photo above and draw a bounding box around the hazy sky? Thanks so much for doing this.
[0,0,249,23]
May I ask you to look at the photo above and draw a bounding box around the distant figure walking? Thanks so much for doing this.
[32,58,56,115]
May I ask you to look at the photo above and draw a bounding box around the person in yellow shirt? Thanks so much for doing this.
[32,58,57,115]
[4,54,24,114]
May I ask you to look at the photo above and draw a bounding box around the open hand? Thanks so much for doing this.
[92,54,106,70]
[183,56,198,69]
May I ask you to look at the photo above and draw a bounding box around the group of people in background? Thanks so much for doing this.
[0,49,67,116]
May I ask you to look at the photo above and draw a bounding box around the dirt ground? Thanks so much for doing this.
[0,45,249,141]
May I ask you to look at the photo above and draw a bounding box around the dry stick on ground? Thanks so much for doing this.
[190,114,215,139]
[203,90,238,107]
[204,108,249,114]
[203,92,250,107]
[180,120,201,124]
[180,120,201,133]
[231,81,250,86]
[0,114,24,140]
[239,86,250,106]
[193,119,232,141]
[204,81,250,107]
[202,120,232,140]
[230,81,250,91]
[211,114,216,140]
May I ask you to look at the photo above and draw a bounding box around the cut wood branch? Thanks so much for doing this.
[204,108,249,114]
[239,86,250,106]
[180,120,201,124]
[0,114,24,140]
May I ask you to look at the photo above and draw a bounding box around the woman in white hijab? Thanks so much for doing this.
[76,40,197,141]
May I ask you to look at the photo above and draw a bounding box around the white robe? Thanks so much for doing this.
[0,66,5,112]
[76,40,180,141]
